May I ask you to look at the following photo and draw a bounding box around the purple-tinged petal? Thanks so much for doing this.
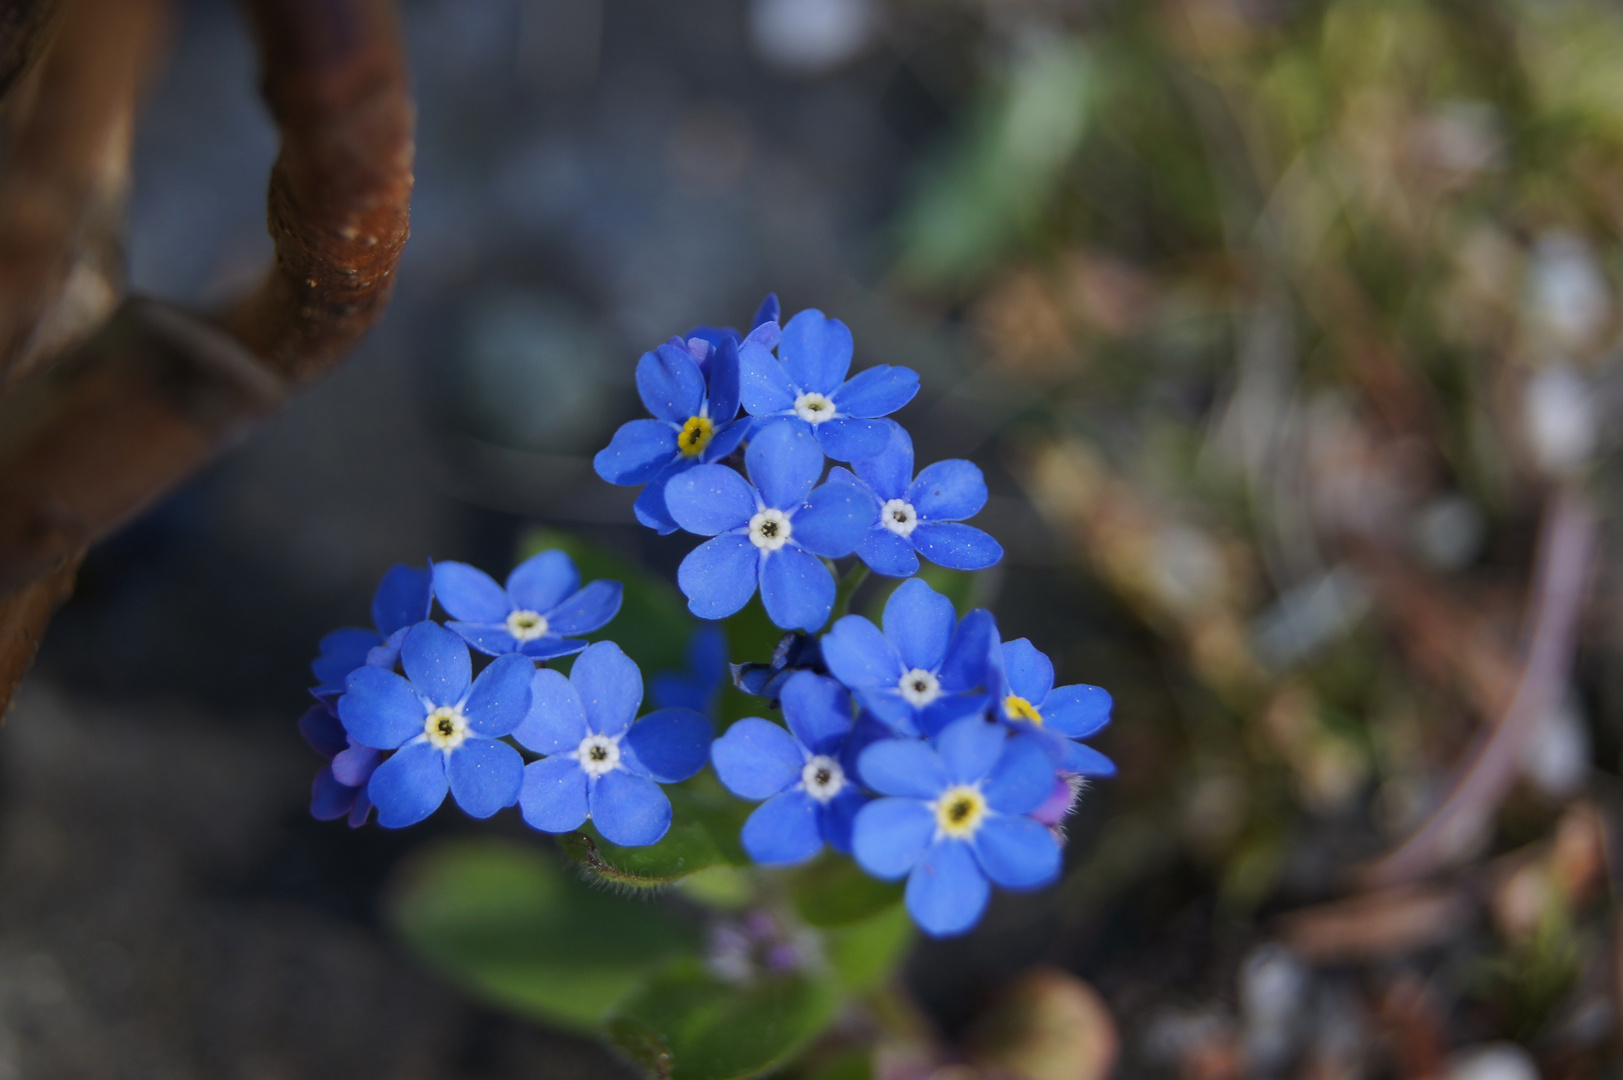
[1043,685,1113,739]
[742,790,823,865]
[517,636,591,660]
[835,365,919,418]
[708,335,741,423]
[519,756,588,833]
[331,743,383,787]
[852,797,936,879]
[820,788,866,854]
[621,707,712,783]
[512,668,589,754]
[852,424,913,501]
[544,579,623,635]
[779,671,853,754]
[311,767,357,821]
[445,621,519,657]
[936,716,1006,784]
[372,565,433,637]
[815,417,893,463]
[972,815,1061,889]
[666,463,757,536]
[858,738,947,798]
[911,523,1003,572]
[570,641,643,736]
[747,420,823,511]
[856,529,921,577]
[779,309,853,393]
[401,622,472,707]
[637,342,706,423]
[595,418,680,486]
[299,704,349,760]
[1060,742,1116,777]
[820,615,903,690]
[938,609,999,696]
[590,770,672,847]
[982,733,1058,815]
[739,341,798,415]
[712,717,804,799]
[760,546,835,633]
[678,535,761,620]
[461,653,534,737]
[792,482,877,558]
[447,737,525,818]
[312,627,381,691]
[432,562,511,623]
[883,578,955,672]
[1001,639,1055,710]
[634,470,682,535]
[906,841,990,937]
[910,460,989,522]
[347,786,373,828]
[506,550,581,613]
[338,667,424,750]
[368,742,449,828]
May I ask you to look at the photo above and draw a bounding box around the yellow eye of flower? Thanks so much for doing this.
[679,415,714,457]
[934,785,987,838]
[1003,695,1042,725]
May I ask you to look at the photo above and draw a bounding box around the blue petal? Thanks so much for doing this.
[835,365,919,418]
[652,625,727,712]
[372,564,433,636]
[747,420,823,510]
[911,523,1003,572]
[311,767,358,821]
[590,770,672,846]
[299,704,349,759]
[519,756,588,832]
[1001,639,1055,709]
[507,550,581,613]
[1043,685,1113,739]
[760,546,835,632]
[779,671,853,754]
[462,653,533,737]
[312,627,382,691]
[700,415,750,463]
[906,841,990,937]
[852,797,936,879]
[972,815,1061,889]
[518,636,591,660]
[854,687,922,733]
[637,342,706,423]
[852,423,913,501]
[666,463,757,536]
[917,691,991,739]
[432,562,511,623]
[751,293,780,331]
[621,707,712,783]
[571,641,643,736]
[678,535,761,620]
[938,609,999,696]
[739,341,797,415]
[820,788,867,854]
[883,577,955,672]
[368,742,449,828]
[712,717,804,799]
[793,482,878,558]
[545,579,623,635]
[708,335,741,423]
[858,738,947,798]
[820,614,903,689]
[815,417,893,463]
[742,789,823,865]
[594,419,679,486]
[634,468,682,535]
[778,309,853,392]
[338,667,424,749]
[447,737,525,818]
[512,668,589,754]
[401,622,472,707]
[982,733,1058,815]
[1061,742,1116,777]
[910,460,988,522]
[347,786,374,828]
[935,716,1006,784]
[445,621,518,657]
[331,742,382,787]
[856,529,921,577]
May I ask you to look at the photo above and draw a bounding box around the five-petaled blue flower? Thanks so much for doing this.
[595,304,781,534]
[820,578,998,737]
[515,641,712,847]
[665,420,876,632]
[711,671,878,863]
[993,638,1116,777]
[338,622,534,828]
[310,563,433,698]
[740,308,919,463]
[832,425,1003,577]
[432,550,622,661]
[299,703,380,827]
[852,716,1062,937]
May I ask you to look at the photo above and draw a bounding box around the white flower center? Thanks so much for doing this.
[932,784,987,840]
[801,755,845,802]
[793,392,836,425]
[506,609,550,641]
[880,499,918,537]
[897,668,941,707]
[748,508,792,551]
[575,734,622,778]
[424,706,470,751]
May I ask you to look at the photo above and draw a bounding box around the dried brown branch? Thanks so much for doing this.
[0,549,81,714]
[0,0,63,105]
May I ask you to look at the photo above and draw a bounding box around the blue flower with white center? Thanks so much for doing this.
[710,671,878,864]
[852,716,1062,937]
[299,703,380,827]
[338,622,534,828]
[595,308,781,535]
[310,563,433,698]
[515,641,712,847]
[819,578,998,737]
[831,425,1003,577]
[993,637,1115,777]
[665,420,877,632]
[652,625,728,715]
[739,308,919,463]
[431,550,622,661]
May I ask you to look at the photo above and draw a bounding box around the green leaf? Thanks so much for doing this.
[789,856,905,928]
[561,776,753,890]
[387,838,699,1031]
[610,962,842,1080]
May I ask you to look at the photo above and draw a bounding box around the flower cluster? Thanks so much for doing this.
[298,296,1115,939]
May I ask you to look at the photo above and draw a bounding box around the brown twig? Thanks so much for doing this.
[0,549,81,714]
[0,0,63,105]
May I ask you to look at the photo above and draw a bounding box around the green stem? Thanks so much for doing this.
[831,563,870,621]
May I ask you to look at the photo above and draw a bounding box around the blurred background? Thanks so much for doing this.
[5,0,1623,1076]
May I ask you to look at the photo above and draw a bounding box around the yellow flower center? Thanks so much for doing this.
[934,785,987,839]
[679,415,715,458]
[1003,694,1042,725]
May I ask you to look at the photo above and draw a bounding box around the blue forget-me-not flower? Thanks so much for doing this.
[852,716,1062,937]
[665,420,875,632]
[338,622,534,828]
[432,549,622,661]
[310,563,433,697]
[515,641,712,847]
[739,308,919,463]
[299,703,379,827]
[994,637,1115,777]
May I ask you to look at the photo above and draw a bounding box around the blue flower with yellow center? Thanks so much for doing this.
[432,549,622,660]
[992,637,1115,777]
